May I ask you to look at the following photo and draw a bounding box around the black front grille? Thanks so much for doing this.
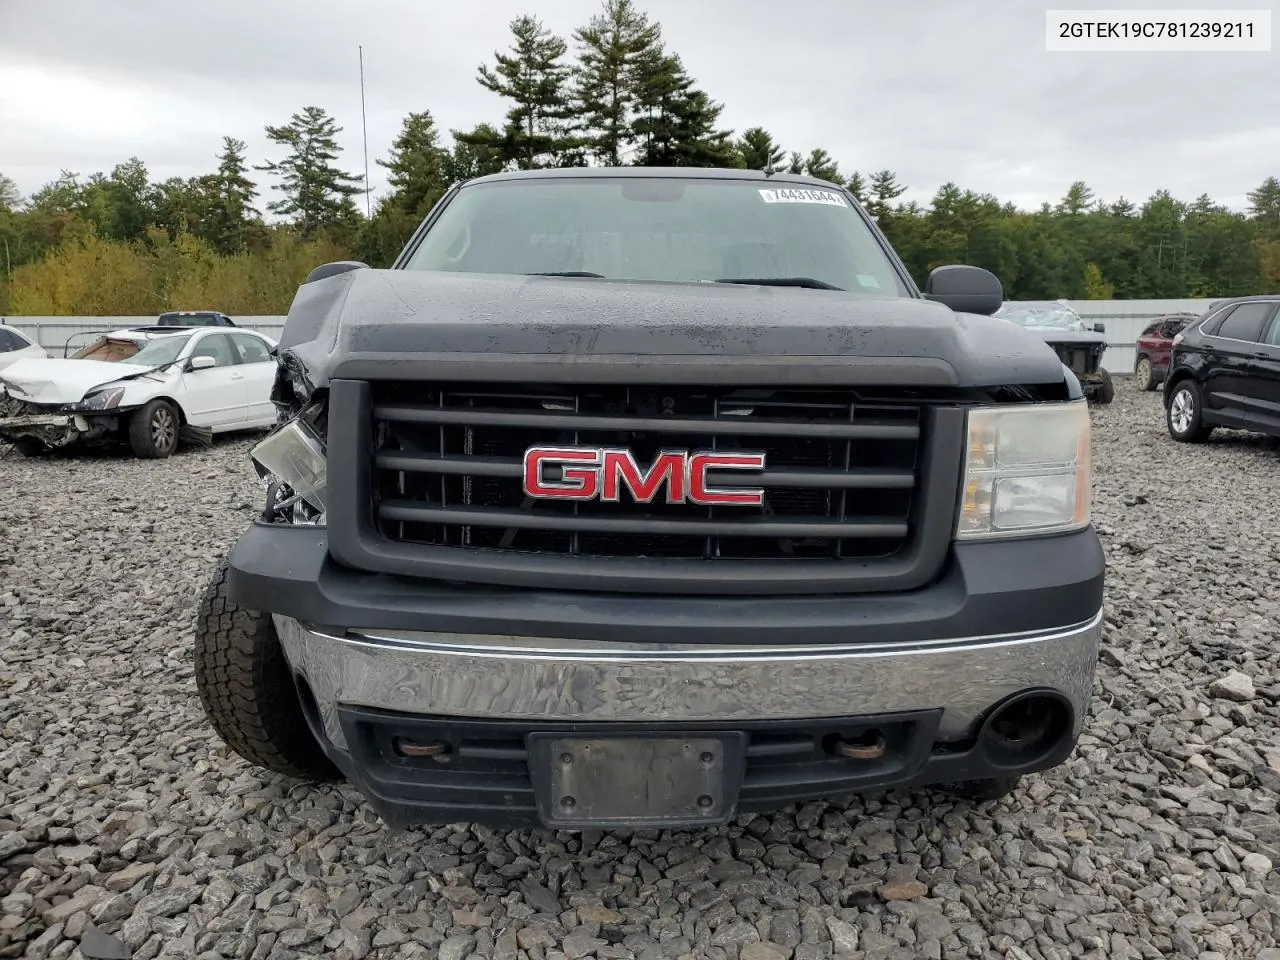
[368,383,924,562]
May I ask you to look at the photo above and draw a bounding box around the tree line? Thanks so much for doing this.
[2,0,1278,316]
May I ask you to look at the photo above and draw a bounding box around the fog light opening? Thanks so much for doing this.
[393,737,453,763]
[978,691,1072,771]
[826,729,887,761]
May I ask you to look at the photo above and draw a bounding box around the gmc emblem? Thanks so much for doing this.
[522,447,767,507]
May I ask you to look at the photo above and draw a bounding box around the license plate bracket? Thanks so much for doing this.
[528,733,746,828]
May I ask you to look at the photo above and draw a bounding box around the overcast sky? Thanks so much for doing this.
[1,0,1276,213]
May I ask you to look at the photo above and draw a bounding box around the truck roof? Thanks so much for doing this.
[462,166,848,190]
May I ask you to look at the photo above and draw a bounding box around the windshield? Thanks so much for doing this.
[996,305,1086,331]
[79,334,192,367]
[402,177,910,295]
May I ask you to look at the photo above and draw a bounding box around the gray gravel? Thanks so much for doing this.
[3,378,1280,960]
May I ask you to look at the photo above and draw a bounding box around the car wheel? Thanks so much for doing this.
[1134,357,1155,391]
[1167,380,1212,443]
[193,560,340,780]
[129,399,180,458]
[10,437,50,457]
[1094,368,1115,405]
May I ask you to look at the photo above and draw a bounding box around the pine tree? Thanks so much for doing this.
[866,170,907,221]
[629,48,686,164]
[1247,175,1280,237]
[0,174,20,212]
[735,128,785,171]
[446,125,509,182]
[631,53,735,167]
[802,148,841,184]
[257,106,363,237]
[204,137,258,254]
[572,0,662,165]
[474,16,579,169]
[846,172,868,205]
[378,112,448,216]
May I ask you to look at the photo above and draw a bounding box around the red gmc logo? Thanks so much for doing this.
[522,447,767,506]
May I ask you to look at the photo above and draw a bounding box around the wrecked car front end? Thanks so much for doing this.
[1040,334,1112,401]
[0,383,124,451]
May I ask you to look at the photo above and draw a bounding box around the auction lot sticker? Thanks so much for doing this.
[758,188,847,206]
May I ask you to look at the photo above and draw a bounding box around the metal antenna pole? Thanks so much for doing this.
[359,45,371,218]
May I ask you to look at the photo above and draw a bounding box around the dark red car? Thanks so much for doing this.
[1134,313,1197,391]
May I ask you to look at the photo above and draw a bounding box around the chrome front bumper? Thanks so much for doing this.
[274,610,1103,752]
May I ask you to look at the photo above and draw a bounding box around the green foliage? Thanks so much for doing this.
[472,15,580,169]
[735,128,786,172]
[378,112,448,218]
[572,0,662,165]
[256,106,363,239]
[0,174,21,212]
[1,0,1277,314]
[8,224,346,316]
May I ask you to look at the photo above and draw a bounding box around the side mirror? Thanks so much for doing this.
[922,265,1004,316]
[1093,322,1106,334]
[304,261,370,284]
[189,355,216,371]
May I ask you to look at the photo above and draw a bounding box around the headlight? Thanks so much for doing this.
[78,386,126,411]
[956,400,1090,540]
[250,419,327,517]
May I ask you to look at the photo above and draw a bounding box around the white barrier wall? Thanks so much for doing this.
[5,298,1221,371]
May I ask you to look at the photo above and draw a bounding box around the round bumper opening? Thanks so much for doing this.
[977,689,1074,772]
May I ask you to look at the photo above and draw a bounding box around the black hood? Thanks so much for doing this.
[277,268,1069,389]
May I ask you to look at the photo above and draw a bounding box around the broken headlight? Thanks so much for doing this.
[250,417,327,525]
[957,400,1091,540]
[77,386,126,411]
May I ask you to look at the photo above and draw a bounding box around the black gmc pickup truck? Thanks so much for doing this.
[194,168,1105,831]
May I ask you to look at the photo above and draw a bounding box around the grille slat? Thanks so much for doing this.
[373,405,920,440]
[367,382,926,565]
[378,502,909,539]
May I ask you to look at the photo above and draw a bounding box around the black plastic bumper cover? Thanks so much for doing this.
[226,521,1105,646]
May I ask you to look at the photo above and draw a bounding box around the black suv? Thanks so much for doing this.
[1164,295,1280,442]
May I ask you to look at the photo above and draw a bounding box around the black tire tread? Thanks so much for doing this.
[1166,379,1213,443]
[1095,368,1115,404]
[193,561,339,780]
[128,398,179,459]
[1134,356,1156,391]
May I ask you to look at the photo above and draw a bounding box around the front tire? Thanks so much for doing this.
[1167,380,1212,443]
[193,561,339,780]
[11,437,50,457]
[129,399,180,458]
[1094,368,1115,404]
[1134,357,1156,391]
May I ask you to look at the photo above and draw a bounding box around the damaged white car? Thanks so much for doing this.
[0,326,279,458]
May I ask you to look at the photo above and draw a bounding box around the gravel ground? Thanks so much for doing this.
[3,378,1280,960]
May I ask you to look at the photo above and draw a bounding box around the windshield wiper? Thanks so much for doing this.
[715,277,844,291]
[525,271,606,278]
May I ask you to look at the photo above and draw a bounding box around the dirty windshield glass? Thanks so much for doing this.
[403,177,909,295]
[996,305,1086,331]
[115,335,192,366]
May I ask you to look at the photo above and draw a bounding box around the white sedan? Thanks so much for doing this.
[0,326,279,458]
[0,323,48,372]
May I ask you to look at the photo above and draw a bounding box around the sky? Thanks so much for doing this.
[1,0,1277,214]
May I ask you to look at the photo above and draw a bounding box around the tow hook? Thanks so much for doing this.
[832,732,887,760]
